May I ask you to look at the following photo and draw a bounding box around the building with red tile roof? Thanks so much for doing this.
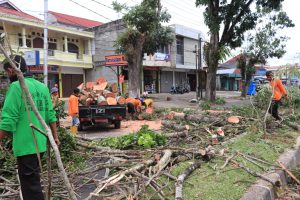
[0,0,40,21]
[49,11,102,29]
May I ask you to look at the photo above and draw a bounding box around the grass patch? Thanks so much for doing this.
[166,127,298,200]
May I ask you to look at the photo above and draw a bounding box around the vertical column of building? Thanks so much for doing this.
[22,27,27,48]
[64,36,68,52]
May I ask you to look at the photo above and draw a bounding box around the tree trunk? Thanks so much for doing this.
[241,80,247,97]
[206,33,219,102]
[128,34,145,98]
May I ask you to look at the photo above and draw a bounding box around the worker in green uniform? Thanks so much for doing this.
[0,55,59,200]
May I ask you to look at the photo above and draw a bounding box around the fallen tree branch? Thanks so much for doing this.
[230,160,275,186]
[165,130,188,138]
[76,141,143,155]
[220,153,237,170]
[277,161,300,185]
[161,120,189,132]
[175,161,201,200]
[85,158,155,200]
[153,150,173,174]
[285,121,300,131]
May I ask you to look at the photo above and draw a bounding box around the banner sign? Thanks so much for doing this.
[24,50,40,66]
[105,55,127,66]
[28,65,59,73]
[154,53,170,61]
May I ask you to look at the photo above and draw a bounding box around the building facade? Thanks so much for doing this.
[88,20,203,94]
[0,1,98,97]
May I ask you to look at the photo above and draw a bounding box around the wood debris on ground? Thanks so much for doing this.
[1,106,300,199]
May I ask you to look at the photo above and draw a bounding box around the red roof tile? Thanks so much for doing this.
[222,54,242,66]
[0,6,40,21]
[49,11,102,28]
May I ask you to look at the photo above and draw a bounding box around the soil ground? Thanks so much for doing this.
[60,91,251,140]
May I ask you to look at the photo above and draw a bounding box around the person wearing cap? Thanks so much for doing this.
[0,55,58,200]
[51,83,59,97]
[266,71,288,122]
[51,87,59,108]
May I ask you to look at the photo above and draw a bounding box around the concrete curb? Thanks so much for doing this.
[241,136,300,200]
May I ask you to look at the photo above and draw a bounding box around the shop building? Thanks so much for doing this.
[0,0,99,97]
[88,20,203,94]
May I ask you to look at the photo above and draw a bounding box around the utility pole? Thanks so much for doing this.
[43,0,48,86]
[198,35,202,99]
[193,45,199,99]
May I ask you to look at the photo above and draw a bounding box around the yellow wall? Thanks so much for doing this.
[0,21,92,68]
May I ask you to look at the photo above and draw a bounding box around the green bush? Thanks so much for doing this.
[200,101,211,110]
[254,85,272,109]
[254,85,300,110]
[284,86,300,108]
[58,127,78,160]
[54,100,68,122]
[215,97,226,105]
[99,125,166,149]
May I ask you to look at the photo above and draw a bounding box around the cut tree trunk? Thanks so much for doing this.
[106,97,117,105]
[161,120,189,132]
[103,90,115,98]
[97,96,108,106]
[165,130,188,138]
[116,96,126,105]
[153,150,172,174]
[175,161,201,200]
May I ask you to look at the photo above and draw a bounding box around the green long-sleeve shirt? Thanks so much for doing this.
[0,77,57,157]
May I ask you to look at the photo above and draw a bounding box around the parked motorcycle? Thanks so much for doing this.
[170,85,184,94]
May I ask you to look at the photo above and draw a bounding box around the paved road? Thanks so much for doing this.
[60,91,251,139]
[148,91,251,109]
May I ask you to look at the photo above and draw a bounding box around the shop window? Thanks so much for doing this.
[18,38,32,47]
[67,42,79,57]
[157,45,169,54]
[33,37,43,48]
[176,36,184,64]
[48,42,57,50]
[26,39,32,47]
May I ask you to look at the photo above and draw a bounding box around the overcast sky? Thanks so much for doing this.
[10,0,299,66]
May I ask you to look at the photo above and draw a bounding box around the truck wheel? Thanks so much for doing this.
[78,124,83,131]
[114,121,121,129]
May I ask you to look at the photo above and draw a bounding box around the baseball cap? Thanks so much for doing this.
[51,87,58,94]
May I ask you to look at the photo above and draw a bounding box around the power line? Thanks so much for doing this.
[89,0,114,10]
[67,0,112,21]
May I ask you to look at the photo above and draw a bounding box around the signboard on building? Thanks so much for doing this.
[105,55,127,66]
[154,53,170,61]
[24,51,40,66]
[28,65,59,73]
[94,60,106,67]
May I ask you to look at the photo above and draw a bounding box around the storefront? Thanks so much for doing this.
[28,65,59,87]
[27,65,84,97]
[143,67,160,93]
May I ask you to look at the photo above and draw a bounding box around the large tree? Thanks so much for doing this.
[238,8,294,97]
[114,0,173,98]
[195,0,289,101]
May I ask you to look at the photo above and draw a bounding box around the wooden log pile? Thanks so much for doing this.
[78,77,125,106]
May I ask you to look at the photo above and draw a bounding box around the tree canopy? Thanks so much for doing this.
[195,0,291,101]
[114,0,173,97]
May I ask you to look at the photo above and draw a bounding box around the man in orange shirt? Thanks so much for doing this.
[266,71,288,122]
[68,88,80,126]
[125,97,142,114]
